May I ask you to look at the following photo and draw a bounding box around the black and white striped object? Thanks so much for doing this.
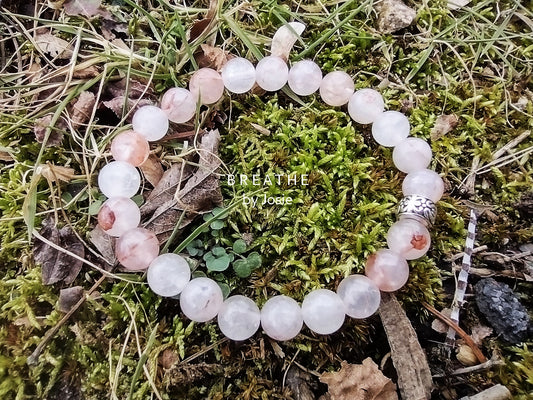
[446,209,478,347]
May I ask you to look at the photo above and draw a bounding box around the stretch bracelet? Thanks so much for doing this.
[95,24,444,341]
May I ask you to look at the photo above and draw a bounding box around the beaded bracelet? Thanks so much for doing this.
[95,24,444,342]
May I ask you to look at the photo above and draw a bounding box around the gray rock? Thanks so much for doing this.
[375,0,416,34]
[475,278,530,344]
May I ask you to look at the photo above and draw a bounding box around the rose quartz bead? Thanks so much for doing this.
[161,88,197,123]
[336,275,381,319]
[372,111,410,147]
[347,88,385,124]
[189,68,224,105]
[301,289,345,335]
[392,137,432,173]
[110,130,150,167]
[98,160,140,198]
[287,60,322,96]
[255,56,288,91]
[147,253,191,297]
[402,169,444,202]
[116,227,159,271]
[97,197,141,237]
[319,71,354,107]
[261,295,303,341]
[386,219,431,260]
[365,249,409,292]
[132,105,169,142]
[180,277,223,322]
[221,57,256,94]
[217,295,261,341]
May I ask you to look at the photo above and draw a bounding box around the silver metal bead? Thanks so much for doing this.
[397,195,437,227]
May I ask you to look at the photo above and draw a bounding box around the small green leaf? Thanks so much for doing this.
[192,270,206,279]
[203,213,214,222]
[217,282,231,299]
[211,246,226,257]
[232,239,247,254]
[246,252,262,269]
[206,254,231,271]
[210,219,225,230]
[88,200,102,215]
[233,259,252,278]
[187,246,200,256]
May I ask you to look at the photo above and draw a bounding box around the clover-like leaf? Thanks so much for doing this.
[232,239,247,254]
[211,246,227,257]
[217,282,231,299]
[233,259,252,278]
[206,254,231,272]
[210,219,225,230]
[246,252,262,269]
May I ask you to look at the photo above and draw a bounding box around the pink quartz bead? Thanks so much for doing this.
[386,219,431,260]
[347,88,385,124]
[189,68,225,105]
[402,169,445,202]
[256,56,289,91]
[392,137,432,173]
[97,197,141,237]
[116,227,159,271]
[287,60,322,96]
[110,130,150,167]
[221,57,256,94]
[319,71,354,107]
[161,88,197,123]
[365,249,409,292]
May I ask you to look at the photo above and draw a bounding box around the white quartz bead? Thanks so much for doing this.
[261,295,303,341]
[287,60,322,96]
[372,110,410,147]
[116,227,159,271]
[147,253,191,297]
[255,56,289,91]
[189,68,225,105]
[217,295,261,341]
[221,57,256,94]
[386,219,431,260]
[393,138,432,173]
[301,289,345,335]
[319,71,354,107]
[365,249,409,292]
[98,161,140,198]
[347,89,385,124]
[336,275,381,319]
[402,169,444,202]
[161,88,197,123]
[180,277,223,322]
[97,197,140,237]
[132,105,169,142]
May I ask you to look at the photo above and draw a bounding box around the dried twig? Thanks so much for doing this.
[423,302,487,363]
[433,354,504,378]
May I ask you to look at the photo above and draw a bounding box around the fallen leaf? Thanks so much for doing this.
[195,44,233,71]
[107,78,155,99]
[103,97,155,119]
[140,154,164,187]
[64,0,102,17]
[34,114,65,146]
[70,91,96,128]
[88,225,116,268]
[320,358,398,400]
[271,22,306,61]
[431,308,452,333]
[431,114,459,141]
[72,65,99,79]
[34,32,74,59]
[34,218,85,285]
[188,18,212,43]
[159,348,180,369]
[0,150,14,162]
[58,286,84,313]
[38,163,75,183]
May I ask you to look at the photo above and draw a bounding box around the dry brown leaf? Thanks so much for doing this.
[58,286,84,313]
[195,44,233,71]
[431,308,452,333]
[140,154,164,187]
[70,91,96,128]
[34,218,85,285]
[431,114,459,141]
[72,65,99,79]
[88,225,116,268]
[38,163,75,183]
[0,151,14,162]
[188,18,212,43]
[159,348,180,369]
[63,0,102,17]
[103,97,154,119]
[34,32,74,59]
[271,22,306,61]
[320,359,398,400]
[34,114,65,146]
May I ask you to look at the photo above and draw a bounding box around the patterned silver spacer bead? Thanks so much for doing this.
[397,195,437,227]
